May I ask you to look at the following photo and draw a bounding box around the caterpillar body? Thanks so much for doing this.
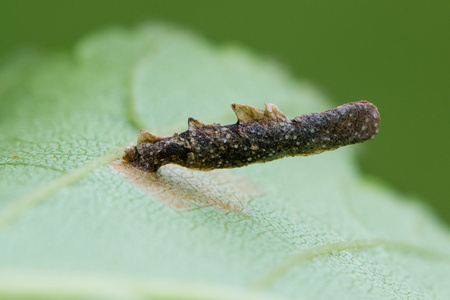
[123,101,380,172]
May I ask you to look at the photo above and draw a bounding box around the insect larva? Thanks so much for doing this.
[123,101,380,172]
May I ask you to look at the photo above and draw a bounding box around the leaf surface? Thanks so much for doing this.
[0,23,449,300]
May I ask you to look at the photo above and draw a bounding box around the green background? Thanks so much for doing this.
[1,0,449,223]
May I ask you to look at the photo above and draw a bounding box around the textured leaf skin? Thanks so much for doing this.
[0,23,449,300]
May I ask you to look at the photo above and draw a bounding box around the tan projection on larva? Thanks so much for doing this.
[123,101,380,172]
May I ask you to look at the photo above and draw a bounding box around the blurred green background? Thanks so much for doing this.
[1,0,449,223]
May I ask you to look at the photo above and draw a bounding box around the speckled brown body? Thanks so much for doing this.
[123,101,380,172]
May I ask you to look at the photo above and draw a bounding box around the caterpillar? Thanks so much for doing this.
[123,101,380,172]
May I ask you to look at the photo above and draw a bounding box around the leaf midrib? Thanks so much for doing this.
[0,146,125,229]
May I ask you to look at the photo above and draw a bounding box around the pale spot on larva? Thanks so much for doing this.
[234,145,238,149]
[348,122,352,126]
[226,133,231,139]
[374,123,379,127]
[362,125,366,130]
[248,157,252,161]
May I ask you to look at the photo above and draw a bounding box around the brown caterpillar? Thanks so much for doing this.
[123,101,380,172]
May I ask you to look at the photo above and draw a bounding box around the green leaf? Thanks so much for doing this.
[1,23,449,300]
